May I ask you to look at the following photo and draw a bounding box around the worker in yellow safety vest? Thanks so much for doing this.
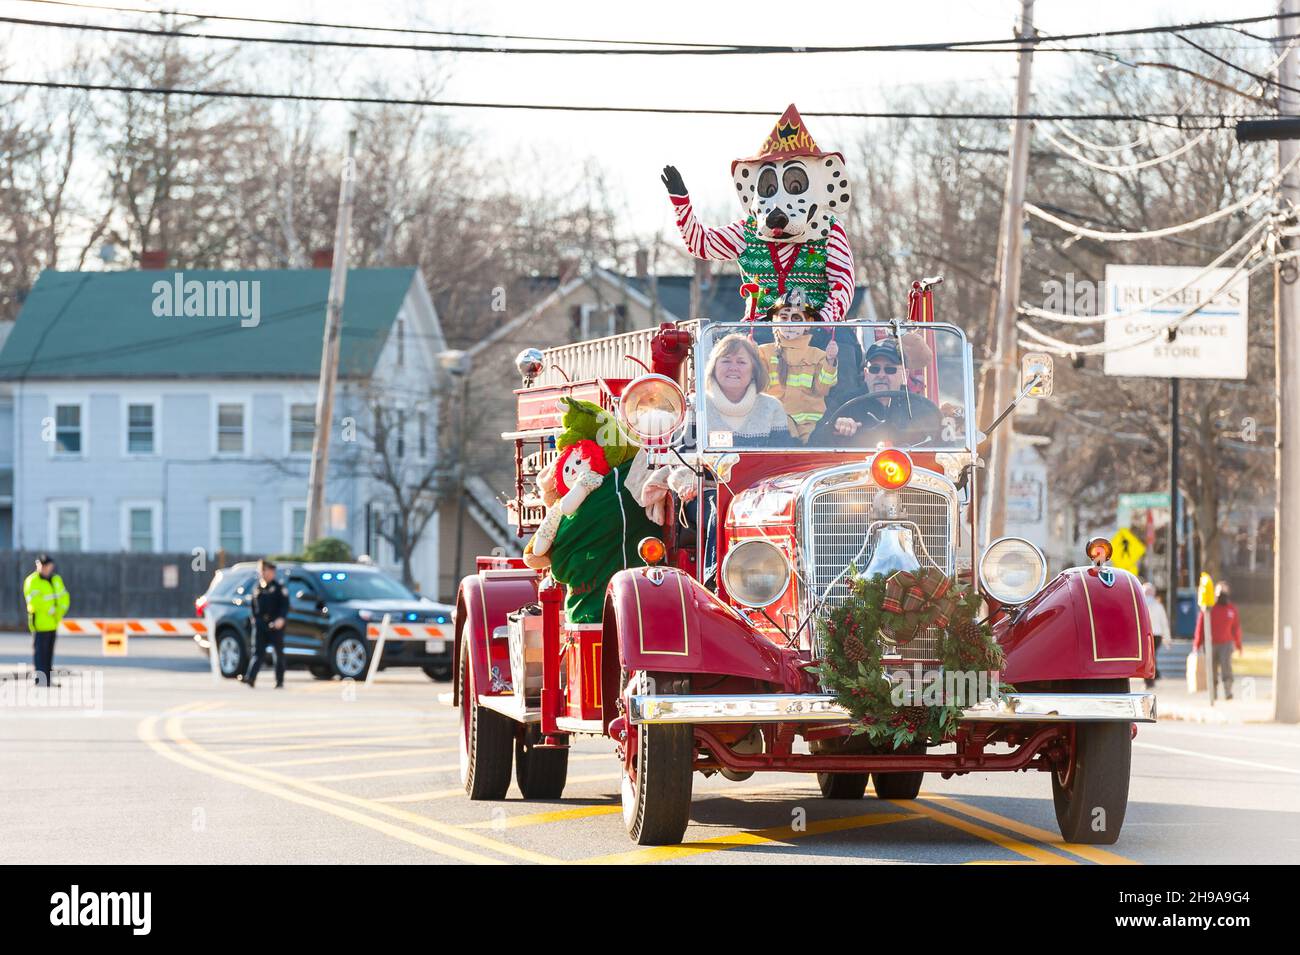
[24,554,70,686]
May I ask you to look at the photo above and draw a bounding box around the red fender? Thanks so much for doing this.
[452,568,539,706]
[602,567,786,687]
[998,566,1155,684]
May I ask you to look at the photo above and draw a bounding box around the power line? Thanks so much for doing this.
[1023,151,1299,241]
[4,8,1300,57]
[1174,31,1300,95]
[0,78,1256,124]
[12,0,740,47]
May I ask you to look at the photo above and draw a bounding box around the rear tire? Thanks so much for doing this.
[872,770,924,800]
[423,664,452,682]
[1052,680,1133,845]
[308,665,334,680]
[459,643,514,800]
[622,721,694,846]
[515,728,569,799]
[817,773,869,799]
[216,629,246,679]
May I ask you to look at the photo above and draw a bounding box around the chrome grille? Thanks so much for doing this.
[808,482,954,660]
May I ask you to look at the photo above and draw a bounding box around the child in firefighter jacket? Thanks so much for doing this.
[758,292,839,440]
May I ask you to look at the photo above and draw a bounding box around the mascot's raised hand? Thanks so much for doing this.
[660,164,687,197]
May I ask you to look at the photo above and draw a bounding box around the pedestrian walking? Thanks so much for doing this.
[243,558,288,689]
[1142,581,1171,690]
[23,554,69,687]
[1193,580,1243,700]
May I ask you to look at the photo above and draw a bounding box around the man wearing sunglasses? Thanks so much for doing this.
[811,339,942,446]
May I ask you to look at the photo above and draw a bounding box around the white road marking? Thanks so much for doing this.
[1135,741,1300,776]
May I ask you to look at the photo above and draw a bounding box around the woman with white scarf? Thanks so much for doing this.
[703,333,790,444]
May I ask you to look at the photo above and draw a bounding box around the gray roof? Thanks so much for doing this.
[0,268,421,380]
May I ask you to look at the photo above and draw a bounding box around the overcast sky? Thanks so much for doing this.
[1,0,1280,238]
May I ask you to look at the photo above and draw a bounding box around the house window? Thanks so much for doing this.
[55,505,84,551]
[216,403,245,454]
[396,319,405,367]
[289,403,315,454]
[127,403,155,454]
[289,505,307,554]
[218,507,244,553]
[55,404,82,455]
[127,506,154,552]
[396,409,406,459]
[418,411,428,459]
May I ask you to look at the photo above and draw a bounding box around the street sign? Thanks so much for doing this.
[1110,527,1146,575]
[1102,264,1248,379]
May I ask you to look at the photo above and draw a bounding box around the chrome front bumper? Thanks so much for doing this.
[628,692,1156,725]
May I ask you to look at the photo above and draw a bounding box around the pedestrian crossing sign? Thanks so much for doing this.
[1109,528,1146,575]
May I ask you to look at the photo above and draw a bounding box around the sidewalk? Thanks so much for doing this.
[1148,675,1277,724]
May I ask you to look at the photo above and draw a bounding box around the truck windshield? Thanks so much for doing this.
[695,321,972,452]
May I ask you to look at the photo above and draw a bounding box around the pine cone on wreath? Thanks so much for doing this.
[842,633,868,663]
[899,705,928,724]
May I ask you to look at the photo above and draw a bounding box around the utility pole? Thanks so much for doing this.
[984,0,1035,542]
[305,130,357,547]
[1273,0,1300,723]
[1166,378,1180,631]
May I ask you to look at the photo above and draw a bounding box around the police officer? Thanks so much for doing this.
[24,554,70,687]
[243,558,288,689]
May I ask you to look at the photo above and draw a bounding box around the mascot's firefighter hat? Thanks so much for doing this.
[730,103,851,233]
[731,103,844,173]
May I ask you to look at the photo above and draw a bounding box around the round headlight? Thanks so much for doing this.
[618,373,687,446]
[721,539,791,608]
[979,537,1048,605]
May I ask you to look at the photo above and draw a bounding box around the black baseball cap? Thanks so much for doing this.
[35,554,54,566]
[864,340,902,366]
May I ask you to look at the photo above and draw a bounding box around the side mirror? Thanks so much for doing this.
[1020,352,1054,398]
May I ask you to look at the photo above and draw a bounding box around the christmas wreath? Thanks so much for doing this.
[812,568,1010,749]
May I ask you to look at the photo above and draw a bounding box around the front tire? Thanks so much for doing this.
[622,722,694,846]
[1052,681,1133,845]
[515,728,569,799]
[330,631,370,680]
[308,664,334,680]
[423,664,452,682]
[216,629,247,679]
[817,773,869,799]
[459,643,514,800]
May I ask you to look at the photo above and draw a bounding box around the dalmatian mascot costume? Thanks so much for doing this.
[661,103,855,321]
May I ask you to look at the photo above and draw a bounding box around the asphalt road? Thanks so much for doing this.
[3,633,1298,865]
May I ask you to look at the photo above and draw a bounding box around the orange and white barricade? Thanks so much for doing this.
[59,618,208,638]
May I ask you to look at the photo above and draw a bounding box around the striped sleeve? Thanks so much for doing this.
[669,194,746,262]
[817,222,856,322]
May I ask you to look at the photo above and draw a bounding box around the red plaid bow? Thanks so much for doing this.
[884,567,959,633]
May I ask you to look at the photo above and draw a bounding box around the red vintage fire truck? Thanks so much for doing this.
[452,281,1156,847]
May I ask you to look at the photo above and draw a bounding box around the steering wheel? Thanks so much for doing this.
[819,390,921,446]
[827,390,915,424]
